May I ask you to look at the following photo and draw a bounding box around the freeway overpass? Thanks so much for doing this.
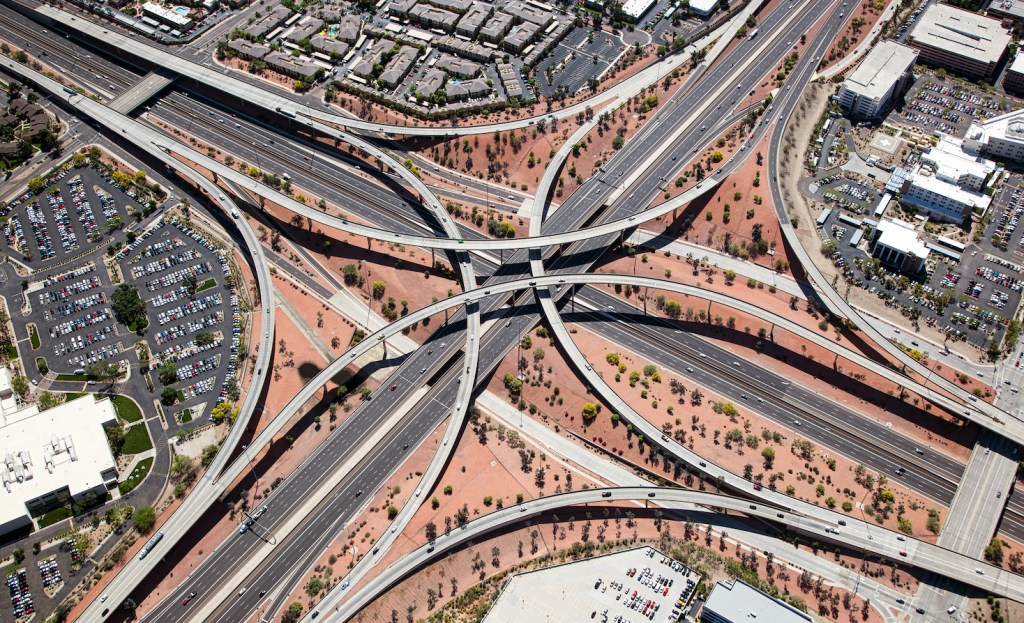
[324,486,1024,622]
[16,0,711,138]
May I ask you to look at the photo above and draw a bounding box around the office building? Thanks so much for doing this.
[868,219,930,274]
[701,580,813,623]
[907,4,1010,80]
[838,41,918,118]
[1004,51,1024,95]
[964,107,1024,162]
[0,370,120,539]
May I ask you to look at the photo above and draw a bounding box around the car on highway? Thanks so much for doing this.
[390,384,397,391]
[752,484,762,491]
[899,551,907,557]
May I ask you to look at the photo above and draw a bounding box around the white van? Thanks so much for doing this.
[230,209,239,219]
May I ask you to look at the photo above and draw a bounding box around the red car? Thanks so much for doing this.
[753,484,762,491]
[390,384,397,391]
[182,597,191,606]
[899,551,907,557]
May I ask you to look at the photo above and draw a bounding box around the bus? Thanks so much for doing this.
[748,28,759,40]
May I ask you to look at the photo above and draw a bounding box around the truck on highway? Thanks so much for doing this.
[747,28,759,40]
[138,531,164,560]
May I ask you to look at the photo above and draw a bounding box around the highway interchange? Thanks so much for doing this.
[1,0,1023,621]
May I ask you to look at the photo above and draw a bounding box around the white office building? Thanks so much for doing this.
[837,41,918,118]
[906,4,1010,81]
[0,369,120,539]
[621,0,656,20]
[869,219,930,274]
[141,2,195,30]
[920,135,995,192]
[701,579,812,623]
[688,0,719,17]
[893,135,994,223]
[965,108,1024,163]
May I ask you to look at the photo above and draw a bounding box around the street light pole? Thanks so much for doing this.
[241,444,259,495]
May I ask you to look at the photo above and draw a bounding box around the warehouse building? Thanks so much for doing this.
[906,4,1010,81]
[837,41,918,119]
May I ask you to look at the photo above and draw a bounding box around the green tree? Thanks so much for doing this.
[160,386,178,405]
[133,506,157,533]
[282,602,303,623]
[88,360,120,382]
[171,455,196,484]
[196,331,215,347]
[372,280,386,299]
[305,577,324,597]
[581,403,598,422]
[201,444,218,467]
[10,375,29,397]
[723,269,737,285]
[112,284,148,330]
[761,446,775,469]
[986,538,1005,564]
[106,424,125,455]
[183,274,199,298]
[158,362,178,386]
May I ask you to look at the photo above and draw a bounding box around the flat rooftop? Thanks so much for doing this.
[909,4,1010,64]
[703,579,813,623]
[0,393,118,525]
[484,546,700,623]
[843,41,918,100]
[875,218,930,258]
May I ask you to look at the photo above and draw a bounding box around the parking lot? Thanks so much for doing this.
[815,172,881,216]
[817,206,1016,348]
[29,260,123,375]
[486,546,701,623]
[1,539,83,623]
[536,29,625,97]
[3,167,137,267]
[3,161,241,429]
[892,75,1008,139]
[118,217,241,426]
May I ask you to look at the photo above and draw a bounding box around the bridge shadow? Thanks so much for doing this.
[557,307,976,446]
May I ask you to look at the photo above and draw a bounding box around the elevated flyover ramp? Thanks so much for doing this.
[109,67,176,114]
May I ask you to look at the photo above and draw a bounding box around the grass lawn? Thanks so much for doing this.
[120,423,153,454]
[196,278,216,293]
[118,457,153,495]
[38,506,72,528]
[28,325,39,349]
[64,391,88,402]
[111,394,143,423]
[7,344,17,360]
[36,357,48,374]
[55,373,88,381]
[179,408,192,423]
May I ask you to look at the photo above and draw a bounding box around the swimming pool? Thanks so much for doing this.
[173,6,189,15]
